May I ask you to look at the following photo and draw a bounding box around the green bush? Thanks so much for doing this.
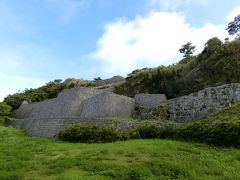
[58,124,121,143]
[175,119,240,147]
[130,125,161,139]
[0,102,12,116]
[129,125,177,140]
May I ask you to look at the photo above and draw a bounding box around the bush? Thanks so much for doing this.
[129,125,177,139]
[58,124,121,143]
[175,119,240,147]
[0,102,12,116]
[130,125,161,139]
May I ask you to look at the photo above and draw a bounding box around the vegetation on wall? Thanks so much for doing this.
[0,102,12,116]
[115,37,240,98]
[3,78,94,110]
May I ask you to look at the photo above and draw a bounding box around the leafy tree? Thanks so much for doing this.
[179,42,196,57]
[202,37,223,55]
[94,77,102,81]
[226,14,240,36]
[53,79,62,84]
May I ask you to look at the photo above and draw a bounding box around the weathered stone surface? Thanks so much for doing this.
[168,83,240,122]
[11,117,111,138]
[12,87,136,137]
[81,92,135,118]
[12,82,240,138]
[95,76,125,86]
[11,117,171,138]
[134,93,167,107]
[13,87,104,119]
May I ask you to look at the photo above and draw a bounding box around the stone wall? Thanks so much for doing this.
[12,86,136,137]
[12,82,240,138]
[11,117,111,138]
[168,83,240,122]
[13,87,104,119]
[94,76,125,86]
[81,92,135,118]
[134,93,166,107]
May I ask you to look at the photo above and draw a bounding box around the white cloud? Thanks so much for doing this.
[227,6,240,22]
[44,0,88,22]
[0,73,45,101]
[0,43,59,102]
[90,11,227,76]
[150,0,210,11]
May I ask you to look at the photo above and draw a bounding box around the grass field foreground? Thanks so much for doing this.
[0,125,240,180]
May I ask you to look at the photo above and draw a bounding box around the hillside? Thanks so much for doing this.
[115,38,240,98]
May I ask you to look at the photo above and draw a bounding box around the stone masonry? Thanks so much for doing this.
[134,93,167,107]
[12,86,135,137]
[12,81,240,138]
[167,83,240,122]
[81,92,135,118]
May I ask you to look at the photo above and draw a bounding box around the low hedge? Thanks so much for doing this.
[129,125,176,139]
[58,124,121,143]
[175,119,240,147]
[58,120,240,147]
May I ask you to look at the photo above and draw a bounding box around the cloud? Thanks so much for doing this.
[227,6,240,22]
[0,43,64,101]
[90,11,228,76]
[44,0,88,22]
[150,0,210,11]
[0,73,45,101]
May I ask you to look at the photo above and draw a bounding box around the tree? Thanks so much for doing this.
[94,77,102,81]
[53,79,62,84]
[226,14,240,36]
[202,37,223,55]
[179,42,196,57]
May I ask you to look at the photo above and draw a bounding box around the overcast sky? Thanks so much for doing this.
[0,0,240,101]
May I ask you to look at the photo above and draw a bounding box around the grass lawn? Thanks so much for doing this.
[0,126,240,180]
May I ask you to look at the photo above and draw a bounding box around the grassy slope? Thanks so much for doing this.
[0,126,239,180]
[203,103,240,122]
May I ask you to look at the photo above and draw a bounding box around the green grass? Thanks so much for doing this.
[204,103,240,121]
[0,126,240,179]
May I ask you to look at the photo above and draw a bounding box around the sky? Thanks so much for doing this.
[0,0,240,101]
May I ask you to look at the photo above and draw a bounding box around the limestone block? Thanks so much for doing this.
[168,83,240,122]
[95,76,125,86]
[80,92,135,118]
[13,87,104,119]
[134,93,167,107]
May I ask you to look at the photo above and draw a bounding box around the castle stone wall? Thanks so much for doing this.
[94,76,125,86]
[13,87,104,119]
[168,83,240,122]
[80,92,135,118]
[135,93,167,107]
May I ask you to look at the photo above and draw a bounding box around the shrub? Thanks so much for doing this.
[175,119,240,147]
[136,125,161,139]
[58,124,121,143]
[129,124,177,140]
[0,102,12,116]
